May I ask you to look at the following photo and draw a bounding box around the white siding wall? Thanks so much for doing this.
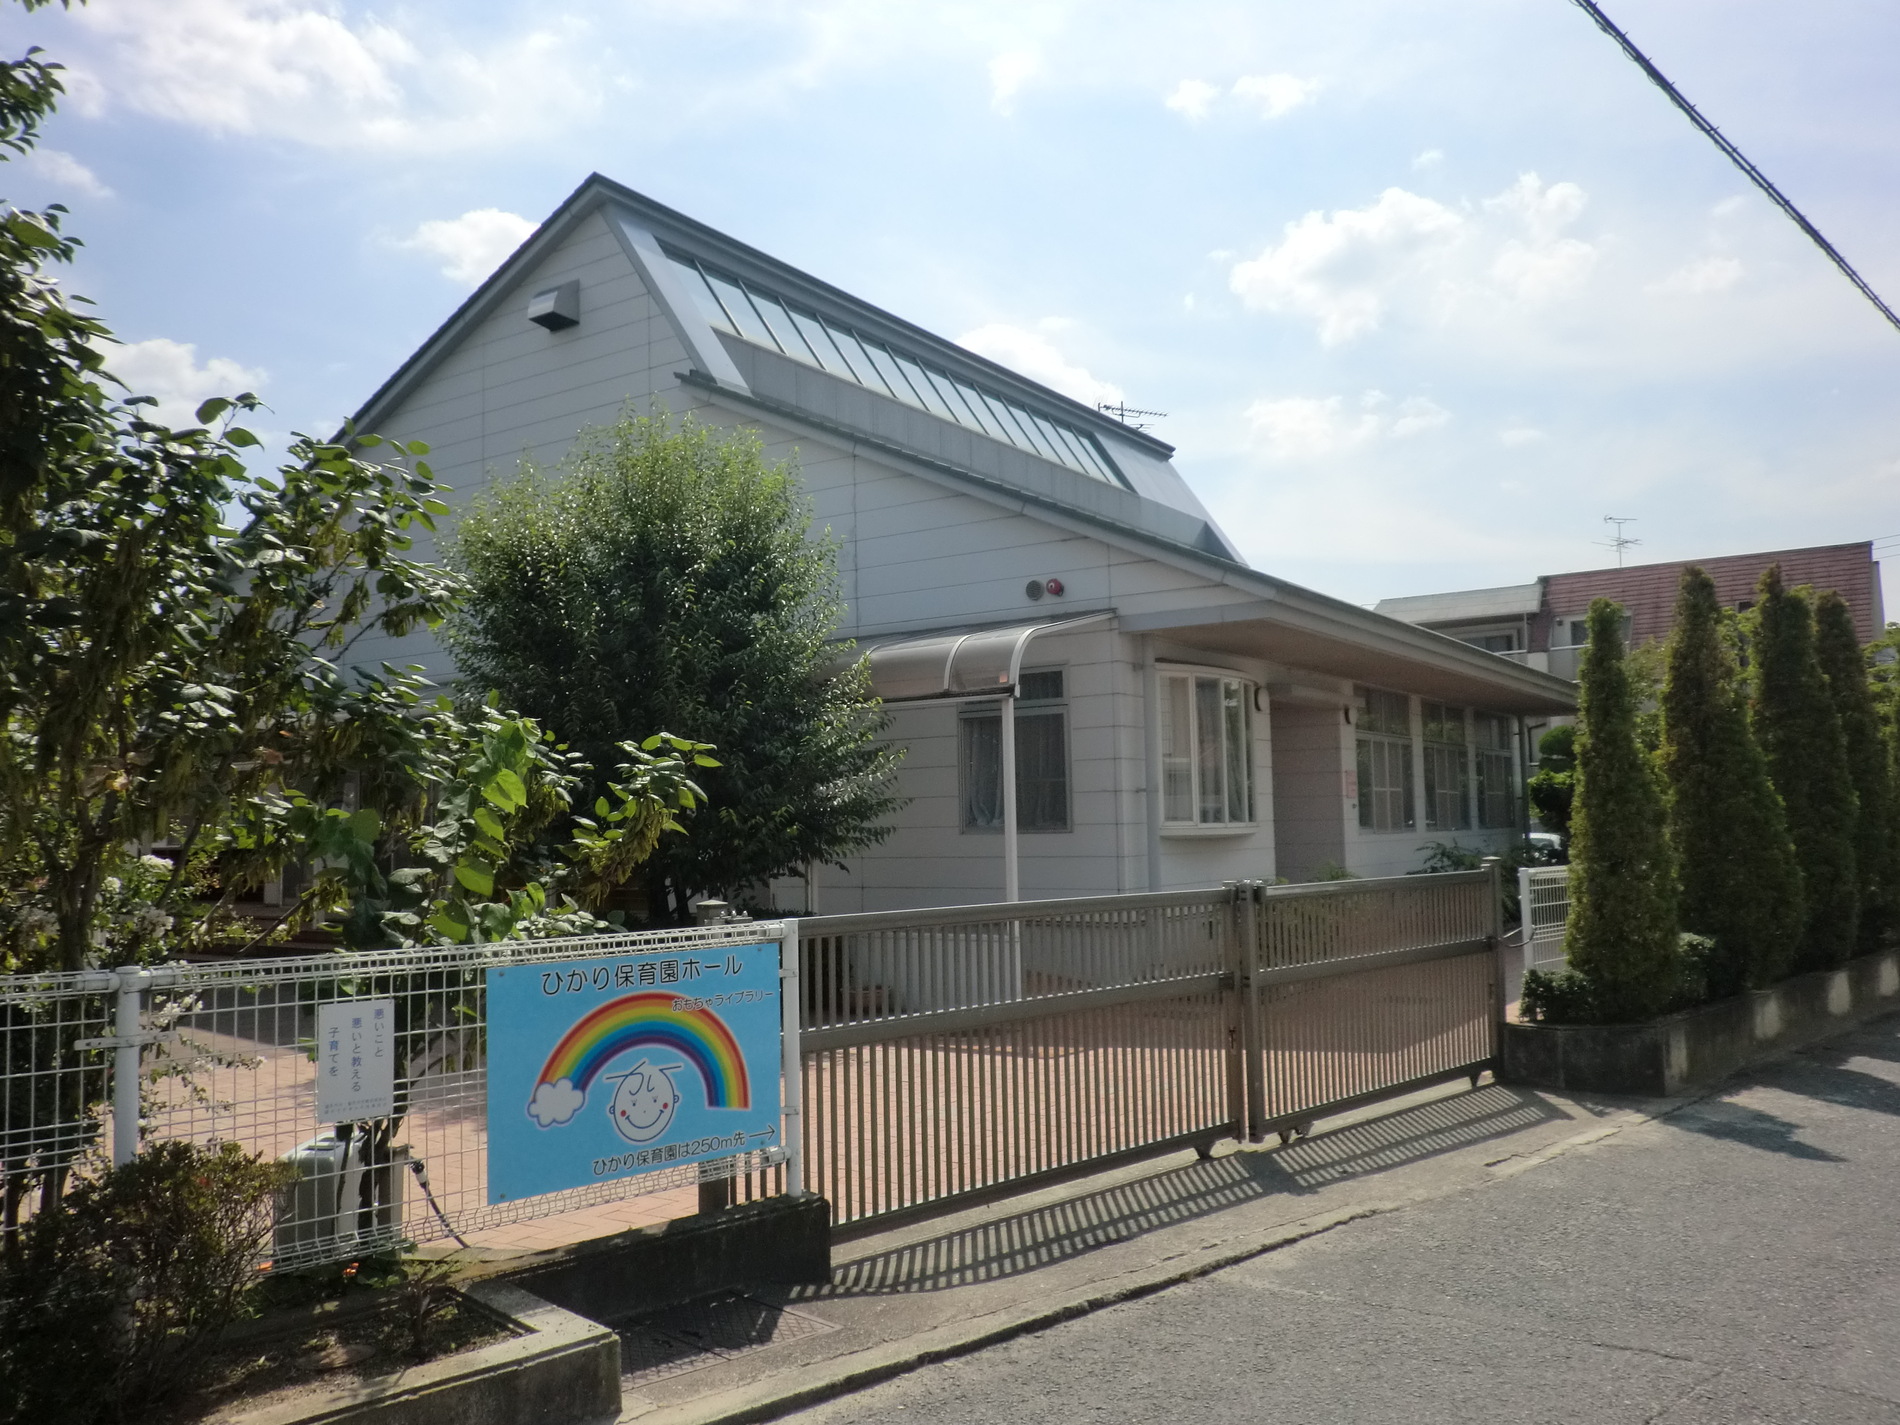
[348,210,691,678]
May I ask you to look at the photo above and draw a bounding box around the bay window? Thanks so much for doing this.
[1158,670,1255,827]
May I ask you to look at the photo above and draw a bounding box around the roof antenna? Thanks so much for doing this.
[1599,516,1641,568]
[1096,401,1167,431]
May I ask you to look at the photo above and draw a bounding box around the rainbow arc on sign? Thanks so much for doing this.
[531,991,750,1110]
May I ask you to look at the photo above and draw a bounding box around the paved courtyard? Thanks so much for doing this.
[785,1014,1900,1424]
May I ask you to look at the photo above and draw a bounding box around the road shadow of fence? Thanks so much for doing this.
[805,1082,1566,1297]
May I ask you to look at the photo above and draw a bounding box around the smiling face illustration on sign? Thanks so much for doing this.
[603,1059,683,1144]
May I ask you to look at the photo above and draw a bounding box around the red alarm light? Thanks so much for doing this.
[1044,577,1064,597]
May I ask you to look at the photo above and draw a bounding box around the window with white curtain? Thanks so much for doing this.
[1158,671,1254,827]
[1476,712,1517,828]
[1355,686,1415,832]
[960,669,1070,832]
[1422,701,1472,832]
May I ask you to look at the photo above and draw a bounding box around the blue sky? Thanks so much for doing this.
[7,0,1899,615]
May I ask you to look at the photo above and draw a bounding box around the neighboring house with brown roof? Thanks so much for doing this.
[1376,541,1886,684]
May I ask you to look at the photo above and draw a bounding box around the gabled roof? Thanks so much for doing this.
[349,174,1575,715]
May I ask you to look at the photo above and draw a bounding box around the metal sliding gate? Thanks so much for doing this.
[800,865,1504,1232]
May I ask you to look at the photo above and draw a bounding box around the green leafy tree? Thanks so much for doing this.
[449,413,903,922]
[1815,591,1894,947]
[1527,724,1576,845]
[1659,566,1802,993]
[1558,599,1678,1021]
[1752,566,1859,969]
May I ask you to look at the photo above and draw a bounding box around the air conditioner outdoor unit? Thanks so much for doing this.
[273,1131,409,1264]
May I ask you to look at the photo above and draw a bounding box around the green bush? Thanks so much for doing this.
[1660,566,1803,994]
[0,1141,289,1424]
[1815,591,1895,947]
[1752,567,1859,968]
[1520,932,1716,1024]
[1561,600,1678,1022]
[1526,725,1576,844]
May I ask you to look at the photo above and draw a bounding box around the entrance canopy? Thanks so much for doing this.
[847,613,1113,703]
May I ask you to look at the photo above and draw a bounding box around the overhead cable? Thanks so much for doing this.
[1567,0,1900,336]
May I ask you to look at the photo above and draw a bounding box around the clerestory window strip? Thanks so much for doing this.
[666,251,1124,486]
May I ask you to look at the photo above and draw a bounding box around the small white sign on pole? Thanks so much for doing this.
[315,998,397,1123]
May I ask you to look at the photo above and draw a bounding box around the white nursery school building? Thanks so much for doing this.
[347,174,1577,913]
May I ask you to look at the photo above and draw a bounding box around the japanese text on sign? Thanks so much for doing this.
[314,998,396,1123]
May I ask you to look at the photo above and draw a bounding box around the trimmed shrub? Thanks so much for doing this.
[1752,567,1859,968]
[1561,599,1678,1022]
[1815,591,1895,946]
[0,1141,289,1424]
[1660,566,1803,993]
[1520,932,1715,1024]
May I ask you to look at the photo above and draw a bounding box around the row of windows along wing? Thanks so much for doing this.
[667,252,1124,487]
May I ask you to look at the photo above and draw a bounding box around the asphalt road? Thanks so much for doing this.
[785,1015,1900,1424]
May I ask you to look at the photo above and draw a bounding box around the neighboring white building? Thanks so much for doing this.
[348,175,1575,912]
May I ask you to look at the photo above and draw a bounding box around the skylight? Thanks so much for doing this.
[666,252,1125,486]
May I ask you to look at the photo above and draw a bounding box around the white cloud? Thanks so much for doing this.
[1165,73,1319,123]
[66,0,599,153]
[1412,148,1444,171]
[527,1077,585,1128]
[1165,78,1220,121]
[955,321,1124,408]
[401,209,538,286]
[1231,72,1320,120]
[988,50,1039,115]
[24,149,112,198]
[1230,187,1463,345]
[107,338,266,429]
[1229,172,1602,343]
[1498,426,1548,446]
[1650,255,1744,296]
[1245,389,1450,459]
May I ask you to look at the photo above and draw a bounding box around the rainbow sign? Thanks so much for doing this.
[531,992,751,1115]
[485,943,783,1204]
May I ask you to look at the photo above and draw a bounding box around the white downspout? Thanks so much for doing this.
[1001,690,1019,903]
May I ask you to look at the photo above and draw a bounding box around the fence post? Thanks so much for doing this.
[781,917,805,1197]
[1233,882,1267,1143]
[111,965,146,1167]
[1482,858,1508,1040]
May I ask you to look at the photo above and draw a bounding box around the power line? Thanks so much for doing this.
[1566,0,1900,337]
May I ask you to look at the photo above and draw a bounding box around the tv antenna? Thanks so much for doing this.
[1599,516,1641,568]
[1096,401,1167,431]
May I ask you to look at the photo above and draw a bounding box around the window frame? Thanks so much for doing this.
[1156,667,1258,831]
[1475,712,1518,830]
[959,667,1072,834]
[1421,700,1472,832]
[1355,685,1416,834]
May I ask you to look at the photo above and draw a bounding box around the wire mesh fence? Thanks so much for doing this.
[0,923,789,1270]
[0,869,1508,1260]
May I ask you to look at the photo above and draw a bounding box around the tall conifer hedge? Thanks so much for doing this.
[1563,598,1678,1020]
[1752,566,1859,968]
[1815,591,1894,946]
[1660,567,1802,993]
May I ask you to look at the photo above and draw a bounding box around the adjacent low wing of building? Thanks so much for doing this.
[346,174,1576,911]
